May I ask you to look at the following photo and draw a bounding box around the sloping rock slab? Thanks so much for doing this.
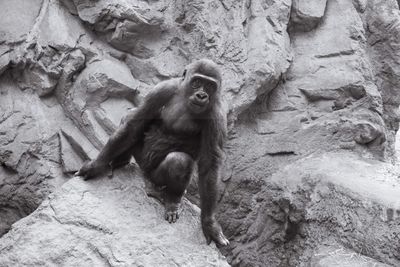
[310,245,391,267]
[0,166,229,267]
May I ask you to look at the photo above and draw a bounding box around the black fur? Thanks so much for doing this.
[76,59,229,246]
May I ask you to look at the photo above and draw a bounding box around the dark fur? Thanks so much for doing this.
[76,59,229,245]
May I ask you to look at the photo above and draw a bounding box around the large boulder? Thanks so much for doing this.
[63,0,293,122]
[0,167,229,266]
[219,151,400,266]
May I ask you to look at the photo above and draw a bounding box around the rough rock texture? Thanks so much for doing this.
[310,246,391,267]
[224,151,400,266]
[1,0,400,266]
[290,0,327,32]
[0,167,229,266]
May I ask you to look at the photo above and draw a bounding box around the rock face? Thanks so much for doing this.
[1,0,400,266]
[290,0,327,31]
[221,151,400,266]
[0,167,229,266]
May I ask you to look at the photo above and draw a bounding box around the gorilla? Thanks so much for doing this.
[76,59,229,246]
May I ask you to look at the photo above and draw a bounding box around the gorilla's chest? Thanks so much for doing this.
[160,101,201,135]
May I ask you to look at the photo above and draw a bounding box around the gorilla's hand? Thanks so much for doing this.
[75,160,109,180]
[201,216,229,246]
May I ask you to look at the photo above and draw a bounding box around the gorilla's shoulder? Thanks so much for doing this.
[154,78,181,91]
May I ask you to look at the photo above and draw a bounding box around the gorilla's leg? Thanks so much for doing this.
[150,152,194,223]
[110,140,144,170]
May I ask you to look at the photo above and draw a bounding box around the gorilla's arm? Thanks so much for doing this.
[76,80,178,179]
[198,109,229,246]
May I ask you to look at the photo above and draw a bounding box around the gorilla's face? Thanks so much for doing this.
[186,74,219,114]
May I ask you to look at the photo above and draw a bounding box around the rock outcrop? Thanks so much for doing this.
[0,167,229,266]
[1,0,400,266]
[219,151,400,266]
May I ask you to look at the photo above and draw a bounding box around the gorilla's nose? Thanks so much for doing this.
[196,91,208,100]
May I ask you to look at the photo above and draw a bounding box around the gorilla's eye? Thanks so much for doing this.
[204,82,217,93]
[191,78,202,89]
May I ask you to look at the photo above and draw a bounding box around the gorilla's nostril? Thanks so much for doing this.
[196,92,208,100]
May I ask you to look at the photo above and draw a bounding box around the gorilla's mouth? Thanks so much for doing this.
[191,100,207,107]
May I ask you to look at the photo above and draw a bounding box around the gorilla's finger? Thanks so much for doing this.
[107,168,113,178]
[206,235,212,245]
[218,233,229,246]
[168,214,173,223]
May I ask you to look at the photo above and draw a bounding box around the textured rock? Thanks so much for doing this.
[363,0,400,159]
[61,57,141,149]
[1,0,400,266]
[59,130,87,174]
[216,1,400,266]
[0,74,73,236]
[0,0,42,43]
[310,246,391,267]
[0,52,10,76]
[220,151,400,266]
[248,0,389,160]
[0,167,229,267]
[290,0,327,31]
[68,0,293,122]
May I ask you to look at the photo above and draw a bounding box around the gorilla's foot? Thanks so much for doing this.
[144,179,183,223]
[164,194,182,223]
[144,178,166,204]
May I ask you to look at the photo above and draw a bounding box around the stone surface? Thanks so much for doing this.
[0,0,43,43]
[1,0,400,266]
[219,151,400,266]
[61,57,142,149]
[0,167,229,267]
[0,74,72,236]
[310,246,391,267]
[68,0,293,122]
[291,0,327,32]
[59,130,86,174]
[363,0,400,159]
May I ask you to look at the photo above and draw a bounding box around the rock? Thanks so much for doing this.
[0,168,229,267]
[8,0,88,98]
[363,0,400,159]
[256,0,389,158]
[299,83,366,102]
[62,57,141,149]
[0,74,78,237]
[18,65,58,96]
[59,130,87,174]
[220,152,400,266]
[0,52,10,75]
[354,121,385,145]
[0,0,42,43]
[60,128,98,161]
[38,0,87,50]
[352,0,368,13]
[290,0,328,32]
[69,0,164,55]
[2,0,400,266]
[310,246,391,267]
[70,57,140,109]
[64,0,293,123]
[256,111,301,136]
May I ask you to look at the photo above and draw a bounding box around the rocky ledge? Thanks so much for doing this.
[0,165,229,267]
